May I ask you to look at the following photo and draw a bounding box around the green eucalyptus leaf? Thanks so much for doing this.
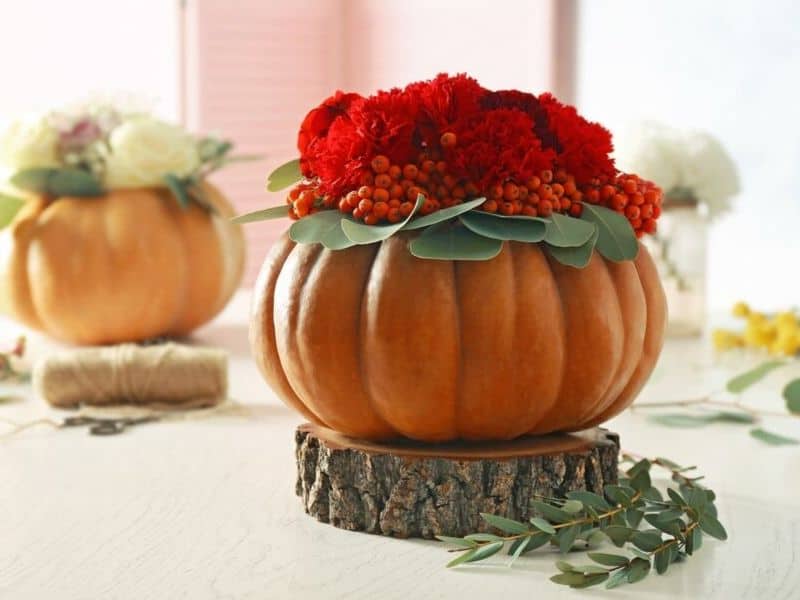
[626,557,651,584]
[654,548,671,575]
[726,360,785,393]
[0,194,26,229]
[573,565,611,575]
[543,212,596,247]
[698,513,728,540]
[605,568,629,589]
[231,205,289,224]
[529,517,556,535]
[163,173,191,209]
[630,469,652,493]
[446,548,477,568]
[557,525,580,553]
[508,532,549,555]
[626,508,645,528]
[465,541,504,563]
[409,223,502,261]
[459,210,547,242]
[631,531,663,552]
[749,427,799,446]
[648,413,716,428]
[10,167,51,193]
[685,527,703,555]
[580,203,639,261]
[605,485,635,506]
[550,572,586,586]
[530,500,573,523]
[266,158,302,192]
[571,572,610,589]
[588,552,630,567]
[783,378,800,414]
[556,560,576,573]
[12,167,104,197]
[566,490,611,511]
[603,525,635,547]
[463,533,504,543]
[547,228,598,268]
[562,499,584,514]
[627,458,652,477]
[402,197,485,230]
[480,513,529,535]
[289,210,356,250]
[341,195,423,244]
[435,536,477,549]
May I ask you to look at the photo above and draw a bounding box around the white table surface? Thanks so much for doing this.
[2,291,799,600]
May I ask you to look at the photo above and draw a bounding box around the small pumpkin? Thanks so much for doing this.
[0,183,245,344]
[250,232,666,442]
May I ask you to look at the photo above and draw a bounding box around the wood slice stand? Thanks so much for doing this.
[295,424,620,539]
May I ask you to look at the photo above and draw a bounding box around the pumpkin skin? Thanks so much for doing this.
[251,231,666,442]
[0,183,245,345]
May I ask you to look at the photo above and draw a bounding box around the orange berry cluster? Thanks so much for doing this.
[336,151,481,225]
[285,182,336,219]
[480,168,584,218]
[581,174,662,237]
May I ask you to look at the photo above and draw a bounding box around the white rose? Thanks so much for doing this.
[0,116,60,170]
[104,117,200,189]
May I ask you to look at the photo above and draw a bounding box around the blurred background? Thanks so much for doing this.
[1,0,796,315]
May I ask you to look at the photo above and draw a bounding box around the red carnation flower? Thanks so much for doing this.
[349,88,419,165]
[449,109,555,189]
[297,91,361,176]
[537,93,615,184]
[481,90,557,150]
[407,73,486,149]
[304,115,370,197]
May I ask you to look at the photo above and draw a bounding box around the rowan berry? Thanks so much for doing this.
[358,198,373,213]
[625,205,641,220]
[372,201,389,218]
[499,201,515,216]
[521,205,537,217]
[440,132,457,148]
[399,201,414,217]
[482,199,498,213]
[358,185,373,199]
[503,182,520,201]
[569,203,583,217]
[388,165,402,180]
[389,183,404,199]
[402,164,418,180]
[539,199,554,217]
[541,170,553,183]
[364,214,380,225]
[371,155,390,173]
[387,208,402,223]
[374,173,392,189]
[372,188,390,203]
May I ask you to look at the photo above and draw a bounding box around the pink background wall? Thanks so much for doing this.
[182,0,560,285]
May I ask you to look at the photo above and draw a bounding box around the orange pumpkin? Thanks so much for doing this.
[251,231,667,442]
[0,183,245,344]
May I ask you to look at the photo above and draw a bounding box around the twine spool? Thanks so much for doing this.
[33,343,228,409]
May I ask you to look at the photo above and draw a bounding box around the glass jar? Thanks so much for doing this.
[645,200,708,337]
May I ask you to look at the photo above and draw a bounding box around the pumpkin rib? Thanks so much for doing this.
[272,241,332,426]
[579,259,647,426]
[535,252,623,433]
[356,244,399,438]
[250,233,323,426]
[582,245,667,426]
[512,243,567,436]
[361,234,459,441]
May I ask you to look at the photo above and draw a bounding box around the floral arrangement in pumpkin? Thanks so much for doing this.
[0,100,255,228]
[238,73,664,266]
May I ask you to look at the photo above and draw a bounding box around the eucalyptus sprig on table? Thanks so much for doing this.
[233,159,640,266]
[638,359,800,445]
[437,455,726,591]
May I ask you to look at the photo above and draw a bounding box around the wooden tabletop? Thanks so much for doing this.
[2,291,799,600]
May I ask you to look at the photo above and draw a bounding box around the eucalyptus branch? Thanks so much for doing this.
[632,358,800,445]
[437,455,726,590]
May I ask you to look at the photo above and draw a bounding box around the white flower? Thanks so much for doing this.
[0,116,60,171]
[615,121,740,221]
[104,117,200,189]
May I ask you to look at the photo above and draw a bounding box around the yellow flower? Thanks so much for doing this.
[770,331,800,356]
[104,117,199,189]
[732,301,750,318]
[713,329,743,351]
[0,116,60,171]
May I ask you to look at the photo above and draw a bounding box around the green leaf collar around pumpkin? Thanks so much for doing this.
[234,166,642,266]
[11,167,104,198]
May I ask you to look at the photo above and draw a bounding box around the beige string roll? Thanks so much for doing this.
[33,343,228,409]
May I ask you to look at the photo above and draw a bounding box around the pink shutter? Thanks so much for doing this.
[182,0,563,286]
[182,0,346,285]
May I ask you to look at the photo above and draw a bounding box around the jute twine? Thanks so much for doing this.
[32,343,228,409]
